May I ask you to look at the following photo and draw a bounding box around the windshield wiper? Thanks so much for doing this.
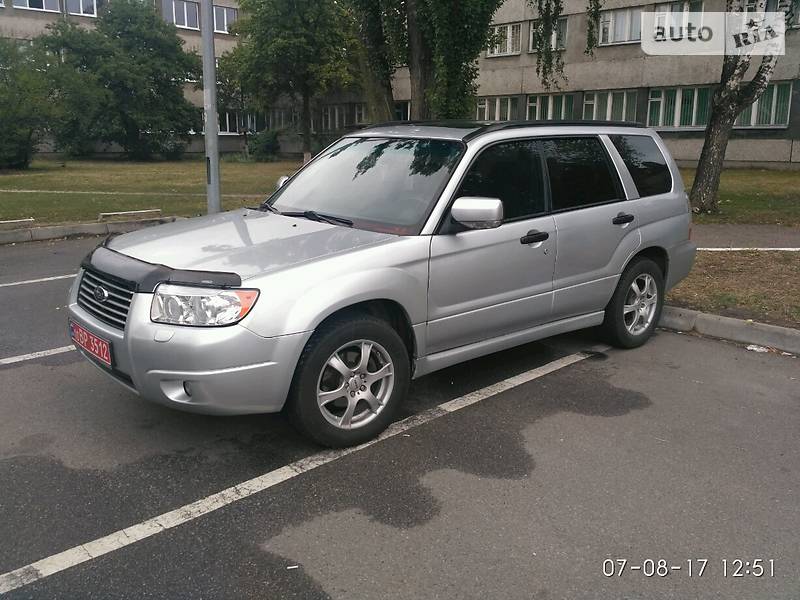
[282,210,353,227]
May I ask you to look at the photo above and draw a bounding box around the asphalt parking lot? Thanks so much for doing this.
[1,237,798,599]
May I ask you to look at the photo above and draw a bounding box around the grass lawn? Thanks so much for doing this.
[668,251,800,328]
[680,168,800,227]
[0,158,302,224]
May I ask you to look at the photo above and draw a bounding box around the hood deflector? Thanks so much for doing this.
[82,244,242,293]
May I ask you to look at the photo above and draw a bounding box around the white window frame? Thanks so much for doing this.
[648,86,716,129]
[173,0,200,31]
[734,81,793,128]
[476,96,517,121]
[526,94,574,120]
[67,0,99,17]
[219,111,240,135]
[354,103,368,125]
[583,90,638,121]
[529,17,568,52]
[12,0,61,13]
[487,23,522,57]
[653,1,704,39]
[394,101,411,121]
[213,5,237,34]
[599,7,643,45]
[322,105,346,132]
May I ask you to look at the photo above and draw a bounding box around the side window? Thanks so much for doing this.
[609,134,672,197]
[542,137,620,211]
[457,140,545,221]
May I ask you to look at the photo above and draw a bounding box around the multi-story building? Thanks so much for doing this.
[2,0,798,165]
[466,0,800,167]
[0,0,244,152]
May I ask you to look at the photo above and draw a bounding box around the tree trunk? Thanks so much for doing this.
[689,104,738,213]
[406,0,433,120]
[356,48,394,122]
[301,87,312,163]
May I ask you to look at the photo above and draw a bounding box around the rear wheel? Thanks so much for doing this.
[601,257,664,348]
[287,316,410,447]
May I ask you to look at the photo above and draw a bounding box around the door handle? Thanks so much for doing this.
[612,213,635,225]
[520,230,549,245]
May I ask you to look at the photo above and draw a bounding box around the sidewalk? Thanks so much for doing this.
[693,224,800,249]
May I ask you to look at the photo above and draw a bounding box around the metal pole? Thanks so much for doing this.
[200,0,221,214]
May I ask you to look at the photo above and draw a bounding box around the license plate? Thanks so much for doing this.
[70,320,112,367]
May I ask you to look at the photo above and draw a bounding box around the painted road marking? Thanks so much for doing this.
[0,346,76,366]
[0,274,76,288]
[0,349,600,594]
[698,247,800,251]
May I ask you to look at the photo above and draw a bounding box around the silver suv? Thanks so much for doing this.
[68,121,696,447]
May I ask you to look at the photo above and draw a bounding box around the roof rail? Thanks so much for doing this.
[463,119,645,141]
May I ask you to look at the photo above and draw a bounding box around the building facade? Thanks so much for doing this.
[463,0,800,167]
[2,0,799,165]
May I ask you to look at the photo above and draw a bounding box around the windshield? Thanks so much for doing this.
[268,137,464,234]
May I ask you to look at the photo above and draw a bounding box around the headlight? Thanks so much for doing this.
[150,284,259,327]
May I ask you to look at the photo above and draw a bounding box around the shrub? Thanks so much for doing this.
[249,130,281,162]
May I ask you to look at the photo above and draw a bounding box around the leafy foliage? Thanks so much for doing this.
[41,0,201,160]
[248,130,281,162]
[423,0,505,118]
[236,0,355,152]
[0,40,52,169]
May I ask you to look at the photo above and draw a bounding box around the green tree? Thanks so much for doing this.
[237,0,355,160]
[349,1,504,120]
[217,49,258,159]
[0,40,52,169]
[42,0,201,160]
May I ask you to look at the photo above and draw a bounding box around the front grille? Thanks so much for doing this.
[77,269,134,330]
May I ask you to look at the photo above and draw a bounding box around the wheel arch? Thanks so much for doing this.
[626,246,669,281]
[313,299,417,364]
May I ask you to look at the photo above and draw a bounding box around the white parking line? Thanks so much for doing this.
[0,274,76,288]
[0,349,599,594]
[697,247,800,251]
[0,346,76,366]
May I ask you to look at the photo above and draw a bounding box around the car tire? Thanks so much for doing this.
[286,315,410,448]
[601,257,665,349]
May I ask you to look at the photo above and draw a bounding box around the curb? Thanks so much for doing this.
[660,306,800,355]
[0,217,180,245]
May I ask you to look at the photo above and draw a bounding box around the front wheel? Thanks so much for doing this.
[601,258,664,349]
[286,316,410,448]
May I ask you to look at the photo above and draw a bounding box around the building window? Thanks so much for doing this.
[168,0,200,30]
[321,105,347,132]
[735,82,792,127]
[599,7,642,44]
[653,1,703,39]
[529,17,568,52]
[213,6,237,34]
[267,108,290,130]
[67,0,103,16]
[487,23,522,57]
[527,94,574,120]
[354,103,368,125]
[395,101,411,121]
[584,90,638,121]
[477,97,518,121]
[648,86,713,128]
[12,0,60,12]
[219,111,240,135]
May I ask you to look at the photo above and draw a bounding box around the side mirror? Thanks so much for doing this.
[450,197,503,230]
[276,175,290,190]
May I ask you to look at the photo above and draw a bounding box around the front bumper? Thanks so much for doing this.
[67,273,312,415]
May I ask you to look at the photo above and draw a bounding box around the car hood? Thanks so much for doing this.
[106,209,396,281]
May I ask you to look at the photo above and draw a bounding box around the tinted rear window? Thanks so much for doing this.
[609,135,672,197]
[542,137,620,211]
